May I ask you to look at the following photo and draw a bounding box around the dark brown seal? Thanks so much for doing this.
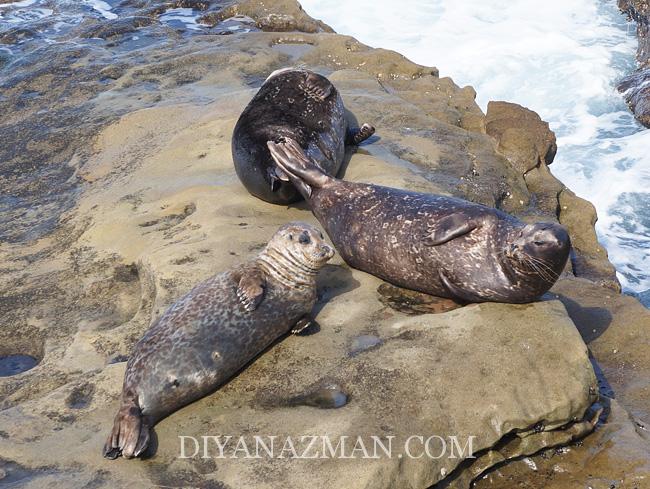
[103,222,334,459]
[232,67,374,205]
[267,139,571,304]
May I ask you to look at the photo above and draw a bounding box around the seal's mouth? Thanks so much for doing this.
[309,244,335,264]
[503,243,520,260]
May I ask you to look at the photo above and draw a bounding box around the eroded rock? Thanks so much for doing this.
[0,0,644,487]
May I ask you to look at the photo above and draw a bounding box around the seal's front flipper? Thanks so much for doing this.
[346,123,375,145]
[424,214,477,246]
[237,269,266,312]
[103,400,150,459]
[439,270,483,303]
[301,72,332,101]
[267,139,333,197]
[291,315,312,335]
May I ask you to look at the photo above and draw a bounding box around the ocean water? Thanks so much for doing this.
[301,0,650,305]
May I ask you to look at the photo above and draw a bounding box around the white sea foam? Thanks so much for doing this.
[0,5,53,23]
[300,0,650,299]
[0,0,37,8]
[159,7,202,31]
[84,0,117,20]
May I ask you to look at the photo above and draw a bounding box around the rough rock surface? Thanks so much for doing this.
[474,277,650,488]
[0,0,648,487]
[618,0,650,127]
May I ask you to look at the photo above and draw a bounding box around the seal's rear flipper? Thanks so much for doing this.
[103,400,150,459]
[346,123,375,145]
[267,139,333,198]
[267,167,290,192]
[301,72,332,101]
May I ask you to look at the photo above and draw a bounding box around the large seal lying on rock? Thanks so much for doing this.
[103,222,334,459]
[232,67,375,204]
[268,139,571,304]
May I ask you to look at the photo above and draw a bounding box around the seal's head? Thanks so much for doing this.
[261,222,334,285]
[506,222,571,284]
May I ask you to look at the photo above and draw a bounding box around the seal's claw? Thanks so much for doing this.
[291,316,312,334]
[348,123,375,145]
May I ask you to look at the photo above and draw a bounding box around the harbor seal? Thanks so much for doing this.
[103,222,334,459]
[232,67,375,205]
[267,139,571,304]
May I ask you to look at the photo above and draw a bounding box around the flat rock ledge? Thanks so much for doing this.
[0,299,597,488]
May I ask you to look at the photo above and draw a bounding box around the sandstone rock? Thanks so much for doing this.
[0,0,646,487]
[557,190,620,291]
[485,101,557,174]
[473,275,650,487]
[0,293,598,487]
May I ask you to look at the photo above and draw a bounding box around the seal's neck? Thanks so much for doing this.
[257,246,319,289]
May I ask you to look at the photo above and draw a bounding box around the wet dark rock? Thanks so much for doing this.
[377,283,464,315]
[79,16,159,39]
[0,27,38,45]
[618,0,650,127]
[65,383,95,409]
[286,383,349,409]
[618,67,650,127]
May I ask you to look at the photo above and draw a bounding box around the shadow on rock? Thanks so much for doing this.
[313,264,360,316]
[554,294,613,344]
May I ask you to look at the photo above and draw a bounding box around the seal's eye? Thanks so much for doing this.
[534,241,545,246]
[288,234,293,240]
[299,233,310,245]
[320,232,324,239]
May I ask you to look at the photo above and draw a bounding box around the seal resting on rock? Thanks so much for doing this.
[232,67,375,204]
[103,222,334,459]
[267,139,571,304]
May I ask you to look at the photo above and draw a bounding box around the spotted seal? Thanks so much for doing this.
[103,222,334,459]
[232,67,375,205]
[267,139,571,303]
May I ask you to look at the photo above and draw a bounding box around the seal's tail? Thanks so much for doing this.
[267,138,334,199]
[103,399,150,459]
